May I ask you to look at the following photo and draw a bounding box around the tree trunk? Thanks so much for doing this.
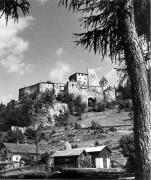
[119,0,151,179]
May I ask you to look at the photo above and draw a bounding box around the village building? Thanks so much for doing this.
[85,145,111,168]
[52,148,91,170]
[52,145,111,170]
[0,143,40,168]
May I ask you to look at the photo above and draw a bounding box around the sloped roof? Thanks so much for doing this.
[52,148,85,157]
[3,143,39,154]
[85,145,107,153]
[52,145,111,158]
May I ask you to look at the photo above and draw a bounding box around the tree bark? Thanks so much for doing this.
[119,0,151,180]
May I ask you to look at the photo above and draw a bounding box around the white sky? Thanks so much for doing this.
[0,0,119,104]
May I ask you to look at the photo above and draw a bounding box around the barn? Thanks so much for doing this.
[52,148,91,170]
[85,145,111,168]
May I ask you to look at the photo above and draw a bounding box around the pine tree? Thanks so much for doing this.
[59,0,151,179]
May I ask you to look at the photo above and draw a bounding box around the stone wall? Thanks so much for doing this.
[69,73,88,85]
[65,81,103,104]
[19,82,66,100]
[18,73,114,104]
[39,82,54,92]
[19,83,40,99]
[54,83,66,96]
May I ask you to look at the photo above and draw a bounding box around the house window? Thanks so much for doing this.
[16,157,19,160]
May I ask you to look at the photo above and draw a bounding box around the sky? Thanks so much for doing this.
[0,0,119,104]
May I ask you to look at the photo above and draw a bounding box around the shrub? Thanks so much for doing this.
[6,130,24,143]
[74,122,81,130]
[72,143,79,149]
[95,139,102,146]
[109,126,117,132]
[106,101,115,109]
[40,152,50,164]
[94,102,105,112]
[24,128,37,140]
[34,99,43,113]
[41,89,55,106]
[55,112,69,127]
[56,93,64,102]
[118,99,133,111]
[51,129,56,135]
[91,120,103,131]
[119,133,135,172]
[68,102,75,114]
[39,132,46,140]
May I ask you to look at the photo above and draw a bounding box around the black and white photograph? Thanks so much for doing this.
[0,0,150,180]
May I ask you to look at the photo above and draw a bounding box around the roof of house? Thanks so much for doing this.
[3,143,39,154]
[52,148,85,157]
[85,145,107,153]
[52,145,111,158]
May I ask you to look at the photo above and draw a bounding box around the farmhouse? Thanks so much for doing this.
[85,145,111,168]
[52,145,111,170]
[0,143,40,167]
[52,148,91,170]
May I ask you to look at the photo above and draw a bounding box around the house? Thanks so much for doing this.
[85,145,111,168]
[0,143,40,167]
[52,148,91,170]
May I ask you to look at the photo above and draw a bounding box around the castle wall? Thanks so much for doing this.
[39,82,54,92]
[76,73,88,85]
[19,83,40,99]
[69,73,88,86]
[65,81,103,104]
[18,72,114,104]
[54,83,66,96]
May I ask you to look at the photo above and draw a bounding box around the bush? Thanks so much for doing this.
[109,126,117,132]
[67,94,87,115]
[39,132,46,140]
[41,89,55,106]
[106,101,115,109]
[119,133,134,157]
[24,128,37,140]
[6,130,24,143]
[68,102,75,114]
[72,143,79,149]
[118,99,133,111]
[40,152,50,164]
[119,133,135,172]
[91,120,103,131]
[34,99,43,113]
[55,112,69,127]
[94,102,105,112]
[95,139,102,146]
[74,122,81,130]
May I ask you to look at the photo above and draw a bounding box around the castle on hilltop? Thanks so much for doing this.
[19,70,115,105]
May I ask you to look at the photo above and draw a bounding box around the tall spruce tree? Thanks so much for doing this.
[0,0,30,22]
[59,0,150,179]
